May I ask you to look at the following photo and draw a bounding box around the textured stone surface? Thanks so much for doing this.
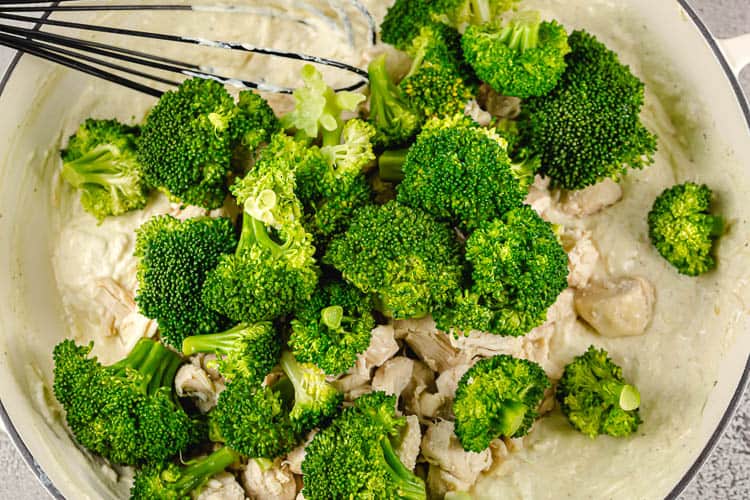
[0,1,749,498]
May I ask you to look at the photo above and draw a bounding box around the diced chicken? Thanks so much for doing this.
[405,330,466,373]
[295,492,305,500]
[331,357,372,401]
[421,421,492,491]
[195,472,245,500]
[363,324,400,369]
[393,316,438,340]
[372,357,415,399]
[435,365,472,402]
[416,391,447,420]
[464,99,492,127]
[449,331,523,360]
[174,363,222,413]
[476,84,521,119]
[561,230,601,289]
[395,415,422,471]
[241,459,297,500]
[402,360,440,418]
[574,277,656,338]
[524,175,557,219]
[284,431,316,476]
[559,178,623,217]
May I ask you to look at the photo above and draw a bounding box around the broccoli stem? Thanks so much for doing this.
[61,148,136,190]
[710,216,725,237]
[380,436,426,500]
[322,127,341,148]
[168,446,240,495]
[378,149,409,182]
[108,339,181,396]
[279,351,313,406]
[237,214,284,259]
[496,400,528,436]
[182,323,252,356]
[469,0,493,25]
[500,11,541,51]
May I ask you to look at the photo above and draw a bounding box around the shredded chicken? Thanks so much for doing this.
[362,324,400,369]
[402,360,441,419]
[393,316,438,340]
[476,84,521,119]
[524,175,557,219]
[174,362,222,414]
[372,356,415,400]
[331,357,372,401]
[284,431,316,476]
[559,178,623,216]
[574,277,656,337]
[241,459,297,500]
[560,229,601,289]
[421,421,492,492]
[404,329,466,372]
[435,364,472,402]
[395,415,422,471]
[464,99,493,127]
[195,472,245,500]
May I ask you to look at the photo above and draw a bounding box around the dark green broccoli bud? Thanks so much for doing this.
[134,215,236,348]
[647,182,723,276]
[202,138,319,324]
[556,346,642,438]
[229,90,281,167]
[281,64,365,147]
[302,391,426,500]
[393,118,526,232]
[305,174,374,242]
[435,206,569,336]
[290,282,375,376]
[279,351,343,433]
[130,446,240,500]
[211,375,299,459]
[367,54,422,148]
[325,201,463,319]
[53,338,201,465]
[139,78,238,208]
[453,355,550,452]
[462,11,570,98]
[60,118,148,222]
[181,322,281,383]
[519,30,658,190]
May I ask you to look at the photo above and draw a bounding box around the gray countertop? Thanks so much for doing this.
[1,1,749,498]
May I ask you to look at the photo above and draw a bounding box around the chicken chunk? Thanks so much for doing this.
[476,83,521,119]
[284,431,316,475]
[241,459,297,500]
[174,363,222,413]
[464,99,492,127]
[372,357,415,399]
[559,178,623,217]
[435,365,472,402]
[393,316,438,340]
[395,415,422,471]
[421,421,492,491]
[449,331,522,360]
[524,175,556,219]
[561,230,601,289]
[195,472,245,500]
[574,277,656,338]
[405,330,466,373]
[363,324,400,369]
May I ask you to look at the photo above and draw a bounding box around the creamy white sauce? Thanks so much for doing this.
[42,1,750,499]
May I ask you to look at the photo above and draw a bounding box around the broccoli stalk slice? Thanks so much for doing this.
[279,351,326,410]
[380,435,428,500]
[167,446,238,494]
[499,11,541,51]
[279,350,341,430]
[597,380,641,412]
[108,338,181,396]
[378,149,409,182]
[494,400,528,436]
[182,323,256,356]
[61,146,143,204]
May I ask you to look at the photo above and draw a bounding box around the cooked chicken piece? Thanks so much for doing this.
[561,230,601,289]
[395,415,422,471]
[524,175,557,219]
[195,472,245,500]
[363,324,400,369]
[449,331,522,360]
[464,99,493,126]
[402,360,438,417]
[174,363,221,413]
[393,316,438,340]
[241,459,297,500]
[574,277,656,337]
[195,353,223,381]
[435,364,472,402]
[372,357,415,399]
[284,432,316,475]
[416,391,448,420]
[331,357,372,400]
[405,330,466,372]
[476,84,521,119]
[421,421,492,491]
[295,492,306,500]
[346,384,374,400]
[560,178,623,216]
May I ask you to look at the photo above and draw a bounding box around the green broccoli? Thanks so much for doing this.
[556,346,642,438]
[301,391,426,500]
[281,64,365,147]
[435,205,569,337]
[453,355,550,452]
[647,182,724,276]
[325,201,463,319]
[385,117,528,232]
[461,11,571,98]
[519,30,658,190]
[367,54,422,148]
[434,0,522,29]
[202,135,319,324]
[181,322,281,383]
[229,89,281,168]
[130,446,240,500]
[305,174,374,243]
[52,338,201,465]
[134,215,237,349]
[60,118,148,222]
[138,77,238,208]
[290,282,375,376]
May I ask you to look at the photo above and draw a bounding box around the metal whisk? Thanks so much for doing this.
[0,0,375,96]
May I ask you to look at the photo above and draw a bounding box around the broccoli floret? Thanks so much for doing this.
[461,11,570,98]
[229,90,281,167]
[290,282,375,376]
[130,446,240,500]
[53,338,200,465]
[435,0,521,29]
[314,118,377,199]
[305,174,374,242]
[400,25,476,118]
[367,54,422,148]
[139,78,238,208]
[279,351,343,433]
[519,30,658,190]
[181,322,281,383]
[453,355,550,452]
[60,118,148,222]
[281,64,366,147]
[202,137,319,324]
[301,391,426,500]
[556,346,642,438]
[325,201,463,319]
[387,118,527,232]
[134,215,236,348]
[647,182,723,276]
[435,206,569,336]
